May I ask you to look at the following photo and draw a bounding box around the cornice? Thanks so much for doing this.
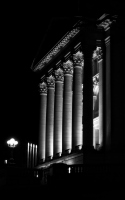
[97,15,117,31]
[32,27,81,72]
[32,15,117,73]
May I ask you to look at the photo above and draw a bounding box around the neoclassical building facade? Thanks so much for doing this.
[31,14,125,168]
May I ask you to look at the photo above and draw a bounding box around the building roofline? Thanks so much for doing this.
[31,14,117,73]
[31,19,82,72]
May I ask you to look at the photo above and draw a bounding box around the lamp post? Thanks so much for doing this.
[7,138,18,164]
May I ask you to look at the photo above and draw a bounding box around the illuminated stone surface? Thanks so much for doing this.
[38,81,47,162]
[72,51,83,149]
[63,60,73,152]
[54,68,64,156]
[46,76,55,159]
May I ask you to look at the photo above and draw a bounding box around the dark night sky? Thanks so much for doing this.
[0,1,124,153]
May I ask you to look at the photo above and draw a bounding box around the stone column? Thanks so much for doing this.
[34,145,37,166]
[32,144,35,168]
[29,143,32,168]
[54,68,64,157]
[105,36,111,152]
[63,60,73,153]
[46,75,55,160]
[83,47,94,152]
[38,81,47,163]
[27,143,30,168]
[72,51,84,150]
[98,48,103,148]
[93,72,99,149]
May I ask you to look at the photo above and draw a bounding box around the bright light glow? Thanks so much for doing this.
[7,138,18,148]
[4,160,7,164]
[68,167,71,173]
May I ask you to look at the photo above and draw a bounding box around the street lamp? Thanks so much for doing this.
[7,138,18,164]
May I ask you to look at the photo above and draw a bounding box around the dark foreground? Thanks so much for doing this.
[0,164,124,199]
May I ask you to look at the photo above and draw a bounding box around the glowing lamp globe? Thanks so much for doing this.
[7,138,18,148]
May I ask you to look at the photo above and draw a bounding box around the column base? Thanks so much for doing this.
[96,144,100,150]
[65,149,71,155]
[75,145,83,151]
[39,158,45,164]
[55,152,62,158]
[46,156,53,161]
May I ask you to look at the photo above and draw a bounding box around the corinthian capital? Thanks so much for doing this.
[73,51,84,67]
[93,47,102,61]
[55,68,64,82]
[63,60,73,75]
[39,81,47,94]
[46,75,55,88]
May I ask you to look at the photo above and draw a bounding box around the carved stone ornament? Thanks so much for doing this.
[55,68,64,82]
[93,74,99,95]
[46,75,55,88]
[73,51,84,67]
[93,47,102,60]
[34,28,80,72]
[39,81,47,94]
[98,19,112,30]
[63,60,73,75]
[93,74,99,85]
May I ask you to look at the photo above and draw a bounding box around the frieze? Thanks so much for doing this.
[33,28,80,72]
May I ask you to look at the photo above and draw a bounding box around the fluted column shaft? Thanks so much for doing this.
[54,68,64,156]
[38,81,47,163]
[46,76,55,159]
[63,60,73,153]
[34,145,37,166]
[72,51,83,150]
[27,143,30,168]
[32,144,35,168]
[29,143,32,168]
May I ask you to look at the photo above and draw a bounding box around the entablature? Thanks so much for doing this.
[31,14,117,74]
